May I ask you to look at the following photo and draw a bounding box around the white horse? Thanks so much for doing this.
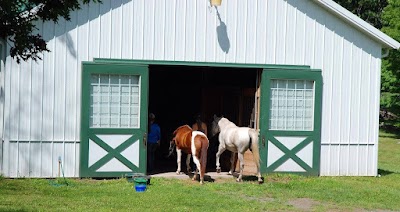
[210,115,263,183]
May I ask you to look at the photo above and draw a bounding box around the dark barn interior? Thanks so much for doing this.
[148,65,258,173]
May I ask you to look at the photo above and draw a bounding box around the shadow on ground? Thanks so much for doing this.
[379,125,400,139]
[378,169,398,176]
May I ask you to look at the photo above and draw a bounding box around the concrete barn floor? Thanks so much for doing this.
[150,150,260,182]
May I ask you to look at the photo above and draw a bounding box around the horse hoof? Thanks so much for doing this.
[236,178,243,182]
[228,171,233,175]
[176,171,180,175]
[216,168,221,173]
[258,180,264,184]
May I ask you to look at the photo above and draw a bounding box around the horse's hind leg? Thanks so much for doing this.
[228,152,238,175]
[236,152,245,182]
[257,169,263,184]
[192,156,202,184]
[192,167,199,182]
[176,149,182,174]
[215,145,226,173]
[186,154,192,173]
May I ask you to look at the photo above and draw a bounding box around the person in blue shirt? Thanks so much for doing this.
[147,113,161,173]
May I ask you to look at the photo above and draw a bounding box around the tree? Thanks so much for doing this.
[381,0,400,126]
[333,0,388,29]
[0,0,101,63]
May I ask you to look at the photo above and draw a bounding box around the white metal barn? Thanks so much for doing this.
[1,0,399,178]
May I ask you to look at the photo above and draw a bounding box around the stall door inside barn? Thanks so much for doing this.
[80,63,148,177]
[259,69,322,175]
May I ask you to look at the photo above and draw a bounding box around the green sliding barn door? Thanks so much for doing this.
[259,69,322,175]
[80,63,148,177]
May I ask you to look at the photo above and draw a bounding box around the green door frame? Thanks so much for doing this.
[93,58,312,70]
[259,69,323,176]
[80,62,149,177]
[83,58,322,176]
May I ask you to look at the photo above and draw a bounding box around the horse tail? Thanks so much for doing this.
[200,136,209,179]
[249,129,261,171]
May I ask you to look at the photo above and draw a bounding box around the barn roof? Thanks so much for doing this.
[313,0,400,49]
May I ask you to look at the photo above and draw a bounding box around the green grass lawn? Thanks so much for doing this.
[1,130,400,211]
[378,130,400,174]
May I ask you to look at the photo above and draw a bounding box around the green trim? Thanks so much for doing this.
[266,131,315,136]
[89,128,143,134]
[268,172,318,176]
[80,62,149,178]
[80,65,91,177]
[93,58,311,70]
[313,72,323,173]
[259,69,322,176]
[81,172,135,178]
[88,134,139,172]
[266,136,314,172]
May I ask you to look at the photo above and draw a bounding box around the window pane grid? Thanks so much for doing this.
[90,74,141,128]
[269,79,315,131]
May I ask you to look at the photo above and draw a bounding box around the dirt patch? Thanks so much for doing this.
[215,191,275,204]
[288,198,320,211]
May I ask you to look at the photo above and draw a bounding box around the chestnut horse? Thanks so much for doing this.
[170,125,209,184]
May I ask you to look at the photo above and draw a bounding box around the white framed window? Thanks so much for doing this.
[90,74,140,128]
[269,79,314,131]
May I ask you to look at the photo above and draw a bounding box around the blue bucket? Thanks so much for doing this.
[134,184,147,192]
[133,177,148,192]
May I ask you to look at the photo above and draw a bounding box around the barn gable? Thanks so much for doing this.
[1,0,399,177]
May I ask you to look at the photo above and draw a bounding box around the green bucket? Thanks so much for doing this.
[126,173,150,184]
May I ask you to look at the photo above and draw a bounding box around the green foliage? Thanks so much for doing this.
[380,92,400,118]
[381,0,400,124]
[333,0,388,28]
[0,0,101,63]
[379,130,400,173]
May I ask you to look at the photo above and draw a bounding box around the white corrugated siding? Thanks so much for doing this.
[0,40,5,174]
[1,0,382,177]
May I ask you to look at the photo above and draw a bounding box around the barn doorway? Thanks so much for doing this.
[148,65,259,174]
